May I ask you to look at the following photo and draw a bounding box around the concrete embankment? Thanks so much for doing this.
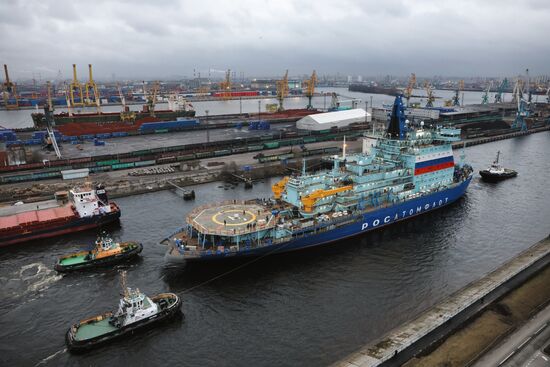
[333,236,550,367]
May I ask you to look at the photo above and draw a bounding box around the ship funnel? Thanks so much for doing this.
[387,94,407,139]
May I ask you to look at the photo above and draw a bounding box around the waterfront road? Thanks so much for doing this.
[473,303,550,367]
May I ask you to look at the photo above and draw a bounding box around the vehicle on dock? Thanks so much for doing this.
[0,184,120,247]
[55,233,142,272]
[65,271,181,353]
[479,151,517,182]
[161,95,474,264]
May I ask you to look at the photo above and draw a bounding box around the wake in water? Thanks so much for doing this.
[34,347,66,366]
[0,262,62,301]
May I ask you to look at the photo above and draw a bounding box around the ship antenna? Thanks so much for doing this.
[120,270,128,297]
[342,135,347,160]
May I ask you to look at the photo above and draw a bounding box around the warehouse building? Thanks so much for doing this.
[296,109,371,131]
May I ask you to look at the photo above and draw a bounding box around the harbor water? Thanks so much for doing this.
[0,132,549,366]
[0,88,525,130]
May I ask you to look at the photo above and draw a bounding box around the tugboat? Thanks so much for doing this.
[479,151,517,182]
[54,233,143,273]
[65,271,181,352]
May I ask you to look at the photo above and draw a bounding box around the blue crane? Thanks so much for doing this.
[494,78,509,103]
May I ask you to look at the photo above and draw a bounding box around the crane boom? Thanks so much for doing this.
[302,185,353,213]
[2,64,19,109]
[404,73,416,106]
[276,70,289,111]
[304,70,317,110]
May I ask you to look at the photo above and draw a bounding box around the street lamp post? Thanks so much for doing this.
[205,109,210,143]
[258,100,261,121]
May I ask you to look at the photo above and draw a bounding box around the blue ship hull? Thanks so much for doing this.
[182,176,472,263]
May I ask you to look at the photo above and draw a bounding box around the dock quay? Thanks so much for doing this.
[332,236,550,367]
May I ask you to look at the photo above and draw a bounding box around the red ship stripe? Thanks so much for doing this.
[414,161,455,175]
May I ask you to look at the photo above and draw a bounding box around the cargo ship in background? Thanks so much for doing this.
[348,83,401,96]
[31,94,196,137]
[0,184,120,247]
[162,95,474,263]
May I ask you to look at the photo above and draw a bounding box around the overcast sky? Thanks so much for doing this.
[1,0,549,81]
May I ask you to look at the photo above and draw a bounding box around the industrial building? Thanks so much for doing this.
[296,108,371,131]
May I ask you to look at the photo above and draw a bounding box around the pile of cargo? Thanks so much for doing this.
[128,166,176,176]
[248,120,270,130]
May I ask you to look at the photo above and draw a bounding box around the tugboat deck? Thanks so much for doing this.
[59,254,87,266]
[187,200,276,236]
[75,319,117,341]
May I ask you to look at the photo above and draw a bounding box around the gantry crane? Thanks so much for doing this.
[494,78,509,103]
[424,81,435,107]
[2,64,19,110]
[404,73,416,107]
[452,80,464,106]
[481,81,492,104]
[276,70,289,111]
[304,70,317,110]
[69,64,85,107]
[219,69,232,100]
[84,64,101,112]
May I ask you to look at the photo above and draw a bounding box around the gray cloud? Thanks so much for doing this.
[1,0,549,80]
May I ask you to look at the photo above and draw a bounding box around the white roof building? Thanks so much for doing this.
[296,109,371,131]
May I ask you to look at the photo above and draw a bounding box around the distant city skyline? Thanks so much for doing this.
[2,0,550,80]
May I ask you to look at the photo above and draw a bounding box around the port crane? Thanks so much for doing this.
[69,64,85,108]
[424,81,435,107]
[511,78,528,131]
[481,81,492,104]
[452,80,464,106]
[494,78,509,103]
[276,70,289,111]
[404,73,416,107]
[143,81,159,116]
[219,69,232,100]
[84,64,101,112]
[118,84,135,122]
[2,64,19,110]
[304,70,317,110]
[43,81,62,159]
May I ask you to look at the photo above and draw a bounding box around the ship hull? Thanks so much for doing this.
[0,209,121,248]
[32,110,196,136]
[170,177,472,263]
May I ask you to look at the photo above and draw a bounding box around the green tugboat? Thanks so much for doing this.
[55,233,143,273]
[66,271,181,352]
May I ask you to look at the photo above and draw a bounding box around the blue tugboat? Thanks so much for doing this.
[162,95,473,263]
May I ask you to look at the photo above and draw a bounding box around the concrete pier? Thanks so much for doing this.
[333,236,550,367]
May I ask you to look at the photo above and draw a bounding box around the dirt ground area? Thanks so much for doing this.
[403,264,550,367]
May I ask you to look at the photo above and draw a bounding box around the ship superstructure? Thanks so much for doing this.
[163,95,473,263]
[0,184,120,247]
